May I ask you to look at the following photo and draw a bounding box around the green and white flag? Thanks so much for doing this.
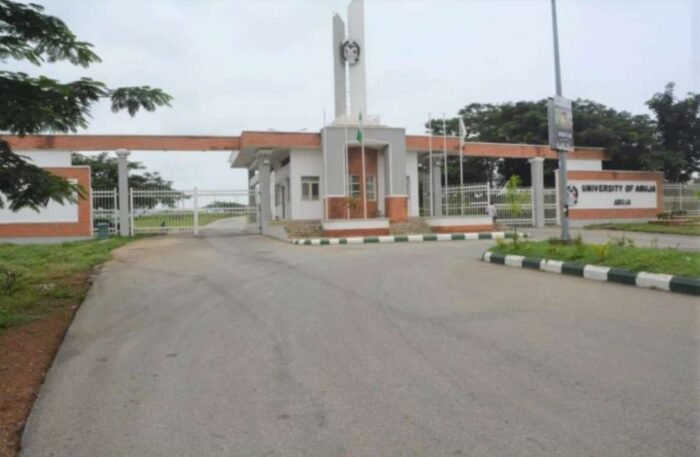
[356,112,363,143]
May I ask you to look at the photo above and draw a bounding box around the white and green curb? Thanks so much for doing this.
[482,251,700,296]
[291,231,524,246]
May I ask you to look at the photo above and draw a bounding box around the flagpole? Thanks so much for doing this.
[344,123,349,219]
[360,113,367,219]
[459,118,465,216]
[442,114,448,214]
[428,113,433,217]
[323,108,328,220]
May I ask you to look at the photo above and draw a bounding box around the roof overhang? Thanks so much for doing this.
[1,132,609,166]
[405,136,608,161]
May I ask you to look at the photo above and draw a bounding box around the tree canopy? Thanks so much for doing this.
[71,153,175,189]
[430,83,699,186]
[0,0,172,211]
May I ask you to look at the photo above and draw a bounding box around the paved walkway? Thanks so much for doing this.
[21,236,699,457]
[529,227,699,250]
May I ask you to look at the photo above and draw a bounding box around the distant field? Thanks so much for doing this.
[134,212,246,228]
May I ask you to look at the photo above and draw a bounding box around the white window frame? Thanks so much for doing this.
[301,176,320,201]
[366,175,376,201]
[348,175,361,198]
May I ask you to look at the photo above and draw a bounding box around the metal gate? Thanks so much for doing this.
[129,188,258,236]
[442,183,559,227]
[92,188,119,235]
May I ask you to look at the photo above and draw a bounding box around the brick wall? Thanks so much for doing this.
[0,167,92,239]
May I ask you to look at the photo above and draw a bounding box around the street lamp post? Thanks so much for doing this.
[551,0,571,241]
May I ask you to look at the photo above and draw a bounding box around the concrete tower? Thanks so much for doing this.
[333,0,367,123]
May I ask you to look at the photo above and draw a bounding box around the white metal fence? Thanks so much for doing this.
[544,188,558,225]
[91,188,118,235]
[442,183,559,227]
[129,188,258,236]
[664,183,700,216]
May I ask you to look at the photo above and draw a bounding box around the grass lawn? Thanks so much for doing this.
[585,222,700,237]
[490,238,700,277]
[134,212,243,228]
[0,238,132,329]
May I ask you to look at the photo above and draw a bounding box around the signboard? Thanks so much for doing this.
[548,96,574,152]
[566,180,658,210]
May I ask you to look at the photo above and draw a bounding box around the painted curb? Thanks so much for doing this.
[482,252,700,296]
[291,232,527,246]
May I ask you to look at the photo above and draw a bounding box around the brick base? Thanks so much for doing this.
[326,197,348,219]
[385,196,408,222]
[323,228,391,237]
[431,224,494,233]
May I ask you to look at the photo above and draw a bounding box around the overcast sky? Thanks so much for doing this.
[17,0,700,189]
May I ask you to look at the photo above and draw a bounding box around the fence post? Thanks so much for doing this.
[431,157,443,217]
[193,187,199,236]
[116,149,131,236]
[112,188,118,232]
[679,182,684,212]
[129,188,134,237]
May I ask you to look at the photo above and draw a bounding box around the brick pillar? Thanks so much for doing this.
[385,196,408,222]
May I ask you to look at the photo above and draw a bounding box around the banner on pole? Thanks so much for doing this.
[548,96,574,152]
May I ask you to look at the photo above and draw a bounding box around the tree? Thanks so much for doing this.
[426,117,498,185]
[503,174,529,239]
[72,153,185,208]
[0,0,172,211]
[646,83,700,182]
[432,95,666,186]
[71,153,174,189]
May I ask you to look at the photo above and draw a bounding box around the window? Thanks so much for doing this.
[348,175,361,198]
[366,175,376,201]
[301,176,320,201]
[348,175,376,200]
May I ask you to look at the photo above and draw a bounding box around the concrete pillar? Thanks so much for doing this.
[529,157,545,228]
[347,0,367,120]
[419,166,430,216]
[432,157,443,217]
[116,149,130,236]
[257,149,272,232]
[332,14,347,119]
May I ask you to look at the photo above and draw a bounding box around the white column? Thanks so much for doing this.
[116,149,130,236]
[347,0,367,120]
[432,157,443,217]
[332,14,347,119]
[257,150,272,232]
[529,157,545,228]
[193,187,199,236]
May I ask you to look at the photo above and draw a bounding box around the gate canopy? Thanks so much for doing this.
[1,132,608,161]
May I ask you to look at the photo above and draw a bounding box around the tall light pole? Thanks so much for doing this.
[551,0,570,240]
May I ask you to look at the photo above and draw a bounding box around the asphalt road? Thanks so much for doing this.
[21,235,699,457]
